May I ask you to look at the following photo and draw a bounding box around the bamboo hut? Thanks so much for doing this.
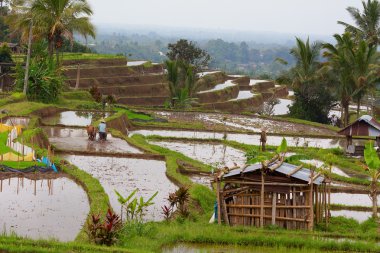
[215,157,328,230]
[338,115,380,156]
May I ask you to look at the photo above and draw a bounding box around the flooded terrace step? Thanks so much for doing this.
[117,96,168,106]
[66,74,165,88]
[98,83,169,97]
[56,150,165,160]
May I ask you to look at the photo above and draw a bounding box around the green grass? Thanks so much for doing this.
[115,106,153,121]
[61,91,94,101]
[62,53,125,61]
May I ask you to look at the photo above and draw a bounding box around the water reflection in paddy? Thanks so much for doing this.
[4,117,30,127]
[0,176,89,241]
[42,111,112,127]
[61,155,177,221]
[149,140,246,168]
[131,129,345,149]
[331,210,373,223]
[44,127,142,153]
[163,243,330,253]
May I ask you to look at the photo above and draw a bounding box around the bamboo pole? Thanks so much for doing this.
[260,170,265,228]
[271,192,277,225]
[308,170,314,231]
[216,180,222,225]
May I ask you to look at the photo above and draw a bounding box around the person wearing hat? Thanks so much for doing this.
[98,118,107,141]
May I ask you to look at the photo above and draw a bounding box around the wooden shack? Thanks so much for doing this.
[215,157,327,230]
[338,115,380,156]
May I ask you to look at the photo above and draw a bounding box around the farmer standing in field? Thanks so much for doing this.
[98,118,107,141]
[260,128,267,151]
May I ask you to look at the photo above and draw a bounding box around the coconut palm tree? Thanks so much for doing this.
[288,37,322,87]
[31,0,95,62]
[323,33,379,125]
[165,60,198,109]
[7,0,95,62]
[338,0,380,47]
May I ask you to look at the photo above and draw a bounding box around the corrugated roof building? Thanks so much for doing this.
[215,158,327,230]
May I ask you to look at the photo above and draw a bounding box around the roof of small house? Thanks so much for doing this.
[223,162,324,185]
[338,115,380,137]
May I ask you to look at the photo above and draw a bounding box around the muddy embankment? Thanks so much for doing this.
[62,58,127,67]
[99,83,169,98]
[196,72,228,91]
[202,94,264,113]
[230,76,251,90]
[117,96,167,107]
[197,84,240,104]
[106,113,134,135]
[64,65,134,79]
[66,74,165,88]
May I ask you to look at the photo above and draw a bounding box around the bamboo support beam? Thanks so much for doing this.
[287,165,303,177]
[226,204,311,209]
[223,181,308,187]
[227,213,310,223]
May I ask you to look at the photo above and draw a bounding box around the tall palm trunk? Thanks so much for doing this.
[48,39,54,59]
[371,180,378,219]
[356,97,361,119]
[342,100,350,127]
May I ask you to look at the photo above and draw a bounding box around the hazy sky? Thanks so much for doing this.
[88,0,362,36]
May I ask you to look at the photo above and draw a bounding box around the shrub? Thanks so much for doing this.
[86,208,122,246]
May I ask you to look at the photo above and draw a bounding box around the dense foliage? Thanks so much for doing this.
[167,39,210,72]
[15,43,63,103]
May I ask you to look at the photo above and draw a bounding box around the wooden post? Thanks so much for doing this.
[222,198,230,225]
[271,192,277,225]
[75,64,81,89]
[327,181,331,227]
[315,186,319,223]
[308,170,314,231]
[292,187,297,229]
[260,170,265,228]
[216,180,222,225]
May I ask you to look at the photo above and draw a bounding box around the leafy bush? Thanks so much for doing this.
[89,85,102,102]
[168,186,190,218]
[15,46,63,103]
[86,208,122,246]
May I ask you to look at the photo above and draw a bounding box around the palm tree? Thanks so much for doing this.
[31,0,95,62]
[351,41,379,117]
[323,33,379,125]
[288,37,322,88]
[7,0,95,62]
[165,60,197,109]
[338,0,380,47]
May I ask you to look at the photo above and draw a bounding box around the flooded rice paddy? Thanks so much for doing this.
[43,127,142,153]
[0,176,89,241]
[3,117,30,127]
[61,155,177,221]
[163,244,330,253]
[131,129,345,149]
[148,111,337,136]
[330,210,373,223]
[42,111,112,127]
[198,80,236,93]
[299,159,350,177]
[149,140,246,168]
[127,60,148,66]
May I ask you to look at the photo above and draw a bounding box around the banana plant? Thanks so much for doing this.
[363,141,380,219]
[115,189,137,222]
